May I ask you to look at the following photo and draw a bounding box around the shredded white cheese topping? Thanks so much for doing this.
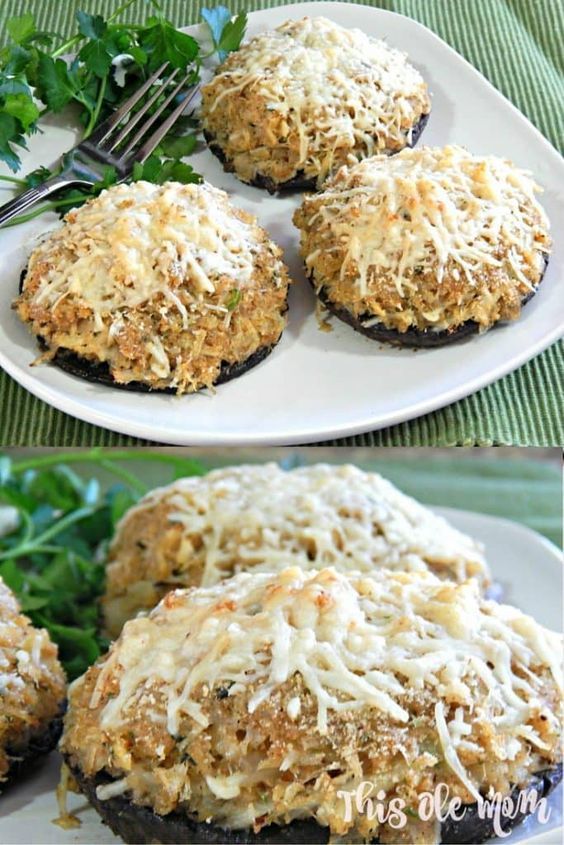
[22,181,260,372]
[110,463,488,587]
[300,145,551,297]
[90,567,562,798]
[203,16,429,178]
[0,577,58,694]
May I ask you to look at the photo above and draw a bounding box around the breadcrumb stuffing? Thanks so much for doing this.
[201,17,430,188]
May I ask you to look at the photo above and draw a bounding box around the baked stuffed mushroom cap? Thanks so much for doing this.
[0,576,66,786]
[201,17,430,192]
[14,181,291,394]
[294,145,551,346]
[62,567,563,844]
[101,463,488,638]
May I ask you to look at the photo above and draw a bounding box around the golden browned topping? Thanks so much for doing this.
[101,463,488,637]
[201,17,430,187]
[62,568,562,842]
[0,577,66,782]
[15,181,291,393]
[294,146,551,335]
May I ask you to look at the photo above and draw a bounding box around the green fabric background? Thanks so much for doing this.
[0,0,562,446]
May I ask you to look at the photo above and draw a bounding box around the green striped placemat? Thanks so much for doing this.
[0,0,562,446]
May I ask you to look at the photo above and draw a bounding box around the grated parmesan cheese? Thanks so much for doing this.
[298,145,551,299]
[0,578,61,692]
[20,181,261,378]
[90,567,562,800]
[103,463,489,637]
[201,17,430,184]
[0,577,66,783]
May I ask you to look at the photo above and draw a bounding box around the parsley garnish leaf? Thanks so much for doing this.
[142,17,200,70]
[0,113,25,171]
[36,54,79,112]
[201,6,232,48]
[160,133,197,158]
[3,93,39,131]
[217,13,247,57]
[78,38,113,79]
[6,14,36,46]
[0,4,246,222]
[76,11,107,41]
[201,6,247,61]
[226,288,242,310]
[0,450,205,678]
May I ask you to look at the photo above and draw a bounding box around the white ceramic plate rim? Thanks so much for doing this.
[0,2,563,445]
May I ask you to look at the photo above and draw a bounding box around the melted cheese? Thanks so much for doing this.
[90,567,562,799]
[299,145,551,297]
[203,17,429,180]
[109,463,488,588]
[22,181,261,374]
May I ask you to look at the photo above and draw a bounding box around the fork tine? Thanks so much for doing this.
[134,84,200,164]
[88,61,169,146]
[119,71,196,159]
[107,68,180,152]
[121,71,197,158]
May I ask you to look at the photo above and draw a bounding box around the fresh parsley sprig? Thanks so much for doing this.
[0,449,205,678]
[201,6,247,61]
[0,2,247,226]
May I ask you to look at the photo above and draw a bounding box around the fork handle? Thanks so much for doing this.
[0,175,81,228]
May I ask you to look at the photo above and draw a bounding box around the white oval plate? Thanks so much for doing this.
[1,1,563,445]
[0,506,561,843]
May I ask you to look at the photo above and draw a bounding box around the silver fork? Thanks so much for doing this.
[0,62,199,227]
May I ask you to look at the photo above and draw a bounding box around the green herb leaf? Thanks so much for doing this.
[201,6,232,48]
[0,113,25,171]
[24,166,52,187]
[76,11,107,41]
[128,45,148,66]
[0,78,33,97]
[165,160,202,183]
[160,133,197,158]
[132,154,161,182]
[226,288,242,310]
[0,4,241,217]
[131,154,201,185]
[2,45,33,76]
[36,54,78,111]
[3,93,40,131]
[201,7,247,61]
[141,18,199,70]
[217,13,247,57]
[79,39,113,79]
[0,449,206,678]
[7,14,36,46]
[19,594,49,611]
[131,160,145,182]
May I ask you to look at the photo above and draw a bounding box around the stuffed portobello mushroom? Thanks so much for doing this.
[201,17,430,193]
[101,463,488,638]
[0,576,66,787]
[14,181,291,394]
[62,567,563,844]
[294,145,551,347]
